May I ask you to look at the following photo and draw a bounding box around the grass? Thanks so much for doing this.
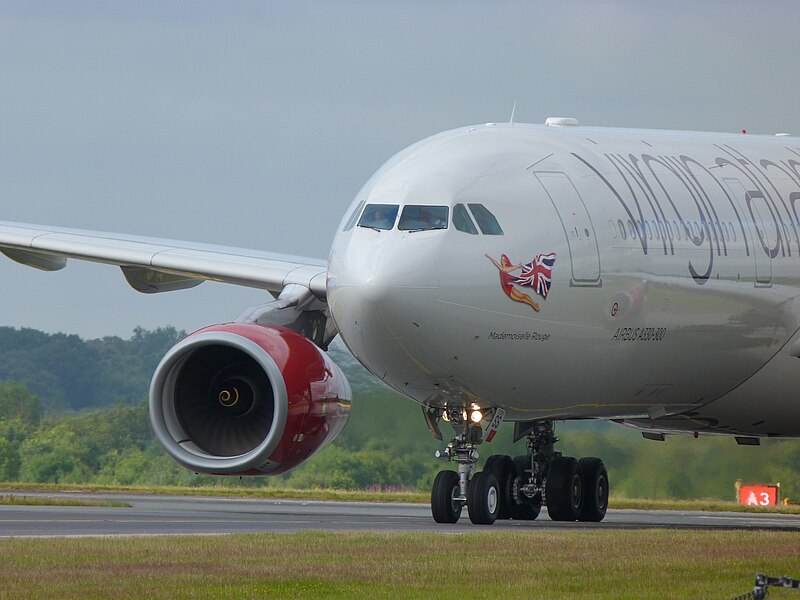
[0,494,131,508]
[0,482,427,503]
[2,482,800,514]
[0,530,798,599]
[611,496,800,515]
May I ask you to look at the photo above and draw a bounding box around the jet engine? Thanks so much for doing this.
[149,323,351,476]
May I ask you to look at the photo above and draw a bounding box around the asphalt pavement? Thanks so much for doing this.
[1,491,798,537]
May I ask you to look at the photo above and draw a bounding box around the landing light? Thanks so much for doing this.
[470,410,483,423]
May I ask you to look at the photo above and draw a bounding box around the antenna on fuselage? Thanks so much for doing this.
[509,100,517,126]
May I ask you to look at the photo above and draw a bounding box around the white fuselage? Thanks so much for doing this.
[327,122,800,438]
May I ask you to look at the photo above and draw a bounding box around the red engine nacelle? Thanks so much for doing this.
[149,323,351,475]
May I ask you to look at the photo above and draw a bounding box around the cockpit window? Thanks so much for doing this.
[453,203,478,234]
[342,200,365,231]
[398,205,449,231]
[357,204,399,230]
[468,203,504,235]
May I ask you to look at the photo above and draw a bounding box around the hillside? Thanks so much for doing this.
[0,326,182,411]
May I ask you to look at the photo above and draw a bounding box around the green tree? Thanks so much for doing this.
[0,381,41,426]
[0,435,21,480]
[0,382,42,481]
[18,425,90,483]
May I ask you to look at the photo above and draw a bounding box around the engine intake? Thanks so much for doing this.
[150,323,351,475]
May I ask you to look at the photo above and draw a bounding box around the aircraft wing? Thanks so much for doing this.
[0,220,327,298]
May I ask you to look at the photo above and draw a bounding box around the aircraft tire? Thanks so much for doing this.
[546,456,582,521]
[431,470,462,523]
[510,455,541,520]
[467,471,499,525]
[578,457,608,522]
[483,455,515,519]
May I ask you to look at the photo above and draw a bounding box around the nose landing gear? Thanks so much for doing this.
[430,415,500,525]
[430,418,609,524]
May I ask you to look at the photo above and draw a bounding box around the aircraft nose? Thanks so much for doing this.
[327,231,442,365]
[353,247,394,305]
[328,234,394,304]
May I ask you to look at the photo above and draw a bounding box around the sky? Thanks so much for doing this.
[0,1,798,338]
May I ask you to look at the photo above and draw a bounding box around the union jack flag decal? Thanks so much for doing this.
[513,252,556,299]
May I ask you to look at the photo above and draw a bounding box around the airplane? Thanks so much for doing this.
[1,116,800,525]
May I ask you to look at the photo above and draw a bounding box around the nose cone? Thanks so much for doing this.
[328,227,441,321]
[334,238,396,305]
[327,227,443,385]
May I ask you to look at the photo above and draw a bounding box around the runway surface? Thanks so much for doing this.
[1,491,798,537]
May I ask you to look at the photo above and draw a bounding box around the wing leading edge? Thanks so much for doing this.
[0,220,327,298]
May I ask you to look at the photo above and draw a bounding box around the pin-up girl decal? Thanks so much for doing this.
[486,252,556,312]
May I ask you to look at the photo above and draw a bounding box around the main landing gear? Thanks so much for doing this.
[430,418,608,525]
